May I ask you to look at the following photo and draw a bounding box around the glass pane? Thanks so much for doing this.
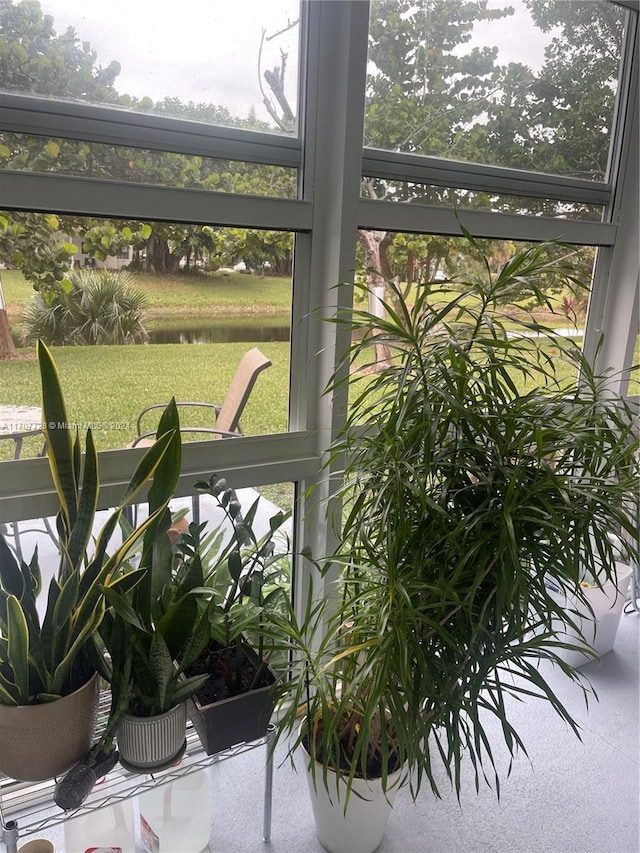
[365,0,627,180]
[1,134,297,197]
[354,230,594,386]
[1,477,294,636]
[0,213,293,461]
[361,178,605,221]
[0,0,300,134]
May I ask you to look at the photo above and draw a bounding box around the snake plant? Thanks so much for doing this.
[99,408,211,718]
[0,340,181,705]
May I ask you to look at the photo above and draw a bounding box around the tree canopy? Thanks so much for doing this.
[360,0,624,289]
[0,0,626,296]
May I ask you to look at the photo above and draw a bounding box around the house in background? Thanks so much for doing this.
[70,238,133,271]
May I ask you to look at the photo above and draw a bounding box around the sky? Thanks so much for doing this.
[38,0,553,122]
[40,0,301,121]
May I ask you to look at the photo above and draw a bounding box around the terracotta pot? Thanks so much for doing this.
[0,673,98,782]
[116,702,187,772]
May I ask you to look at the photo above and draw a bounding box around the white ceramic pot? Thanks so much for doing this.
[300,733,403,853]
[551,562,632,668]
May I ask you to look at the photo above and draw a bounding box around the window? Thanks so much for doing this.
[0,0,300,134]
[365,0,627,180]
[1,135,298,197]
[0,0,637,609]
[354,229,596,385]
[0,214,296,462]
[360,178,606,221]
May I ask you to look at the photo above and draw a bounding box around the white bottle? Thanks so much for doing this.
[138,769,211,853]
[63,800,135,853]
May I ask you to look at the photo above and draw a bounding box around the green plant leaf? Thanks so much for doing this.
[0,534,26,598]
[66,427,99,573]
[37,340,77,531]
[6,595,30,704]
[148,632,174,713]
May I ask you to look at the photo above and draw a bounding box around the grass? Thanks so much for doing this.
[1,270,634,465]
[2,269,292,321]
[1,269,296,504]
[0,342,290,457]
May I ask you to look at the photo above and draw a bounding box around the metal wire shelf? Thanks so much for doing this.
[0,690,275,851]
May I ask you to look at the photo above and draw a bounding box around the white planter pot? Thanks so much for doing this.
[551,562,632,668]
[301,738,402,853]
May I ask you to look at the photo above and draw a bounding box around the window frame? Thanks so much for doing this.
[0,0,637,545]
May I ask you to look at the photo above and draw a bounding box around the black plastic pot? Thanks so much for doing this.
[186,642,278,755]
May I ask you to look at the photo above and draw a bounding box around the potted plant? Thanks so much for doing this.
[546,558,634,667]
[272,237,640,853]
[0,341,178,783]
[182,474,292,755]
[98,410,212,773]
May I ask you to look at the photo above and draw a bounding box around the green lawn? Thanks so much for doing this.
[2,269,292,322]
[2,270,633,468]
[1,270,293,465]
[0,342,290,459]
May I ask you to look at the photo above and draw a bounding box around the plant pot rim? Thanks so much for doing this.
[120,701,186,724]
[190,672,278,714]
[583,561,633,586]
[0,671,98,712]
[297,720,405,787]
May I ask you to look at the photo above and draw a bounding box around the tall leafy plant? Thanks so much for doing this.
[273,237,639,801]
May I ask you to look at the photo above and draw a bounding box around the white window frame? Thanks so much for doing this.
[0,0,637,566]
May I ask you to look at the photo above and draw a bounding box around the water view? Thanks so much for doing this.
[148,319,290,345]
[12,318,291,347]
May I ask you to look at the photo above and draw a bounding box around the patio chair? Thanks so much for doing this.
[129,347,272,524]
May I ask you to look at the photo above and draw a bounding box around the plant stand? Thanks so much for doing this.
[0,690,276,853]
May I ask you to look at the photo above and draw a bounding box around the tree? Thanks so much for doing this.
[0,0,299,356]
[207,227,293,277]
[0,211,77,357]
[523,0,624,182]
[361,0,624,301]
[0,0,121,100]
[0,0,625,344]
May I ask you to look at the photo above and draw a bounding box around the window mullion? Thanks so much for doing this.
[294,0,370,617]
[0,171,311,230]
[0,93,302,167]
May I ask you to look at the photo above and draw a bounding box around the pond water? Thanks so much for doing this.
[148,321,290,344]
[12,319,291,346]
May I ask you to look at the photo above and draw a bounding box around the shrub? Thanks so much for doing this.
[21,269,149,346]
